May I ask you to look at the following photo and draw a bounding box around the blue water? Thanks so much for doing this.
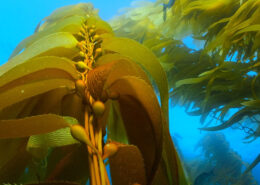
[0,0,259,184]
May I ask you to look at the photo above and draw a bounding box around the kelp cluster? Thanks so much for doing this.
[185,133,258,185]
[0,3,188,185]
[110,0,260,142]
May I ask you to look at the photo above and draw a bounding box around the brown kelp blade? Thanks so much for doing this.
[109,142,147,185]
[107,76,163,183]
[46,145,89,183]
[87,58,151,100]
[0,139,31,183]
[0,114,74,139]
[102,37,169,122]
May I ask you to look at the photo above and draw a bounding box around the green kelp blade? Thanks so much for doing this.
[106,100,129,144]
[107,76,163,183]
[234,24,260,35]
[200,108,252,131]
[175,75,209,88]
[0,56,78,89]
[0,114,75,139]
[27,116,79,151]
[10,15,84,59]
[0,78,74,111]
[242,99,260,108]
[1,32,78,76]
[102,37,169,123]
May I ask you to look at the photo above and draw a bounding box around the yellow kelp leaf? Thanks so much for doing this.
[0,114,73,139]
[102,37,169,122]
[39,3,97,31]
[10,16,85,59]
[0,56,78,89]
[241,99,260,108]
[26,117,79,156]
[109,142,147,185]
[1,32,78,76]
[0,79,74,111]
[85,16,114,35]
[175,75,209,88]
[107,76,163,183]
[234,24,260,35]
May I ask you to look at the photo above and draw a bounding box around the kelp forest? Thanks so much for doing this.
[0,0,259,185]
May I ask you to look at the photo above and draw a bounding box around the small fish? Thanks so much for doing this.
[163,0,175,21]
[193,169,214,185]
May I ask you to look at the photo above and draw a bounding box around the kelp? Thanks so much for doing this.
[0,3,186,185]
[109,0,260,177]
[185,133,258,185]
[111,0,260,140]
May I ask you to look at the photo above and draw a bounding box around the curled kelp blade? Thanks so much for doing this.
[109,142,147,185]
[0,114,76,139]
[102,37,169,122]
[88,58,163,182]
[106,76,163,183]
[87,57,151,100]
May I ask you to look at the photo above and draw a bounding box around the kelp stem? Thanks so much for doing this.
[85,108,96,185]
[89,115,101,185]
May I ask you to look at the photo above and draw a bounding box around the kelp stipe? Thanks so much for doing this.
[0,3,187,185]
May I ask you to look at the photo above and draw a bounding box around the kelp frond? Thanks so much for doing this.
[0,3,187,185]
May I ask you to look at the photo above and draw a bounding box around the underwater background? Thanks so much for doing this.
[0,0,259,184]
